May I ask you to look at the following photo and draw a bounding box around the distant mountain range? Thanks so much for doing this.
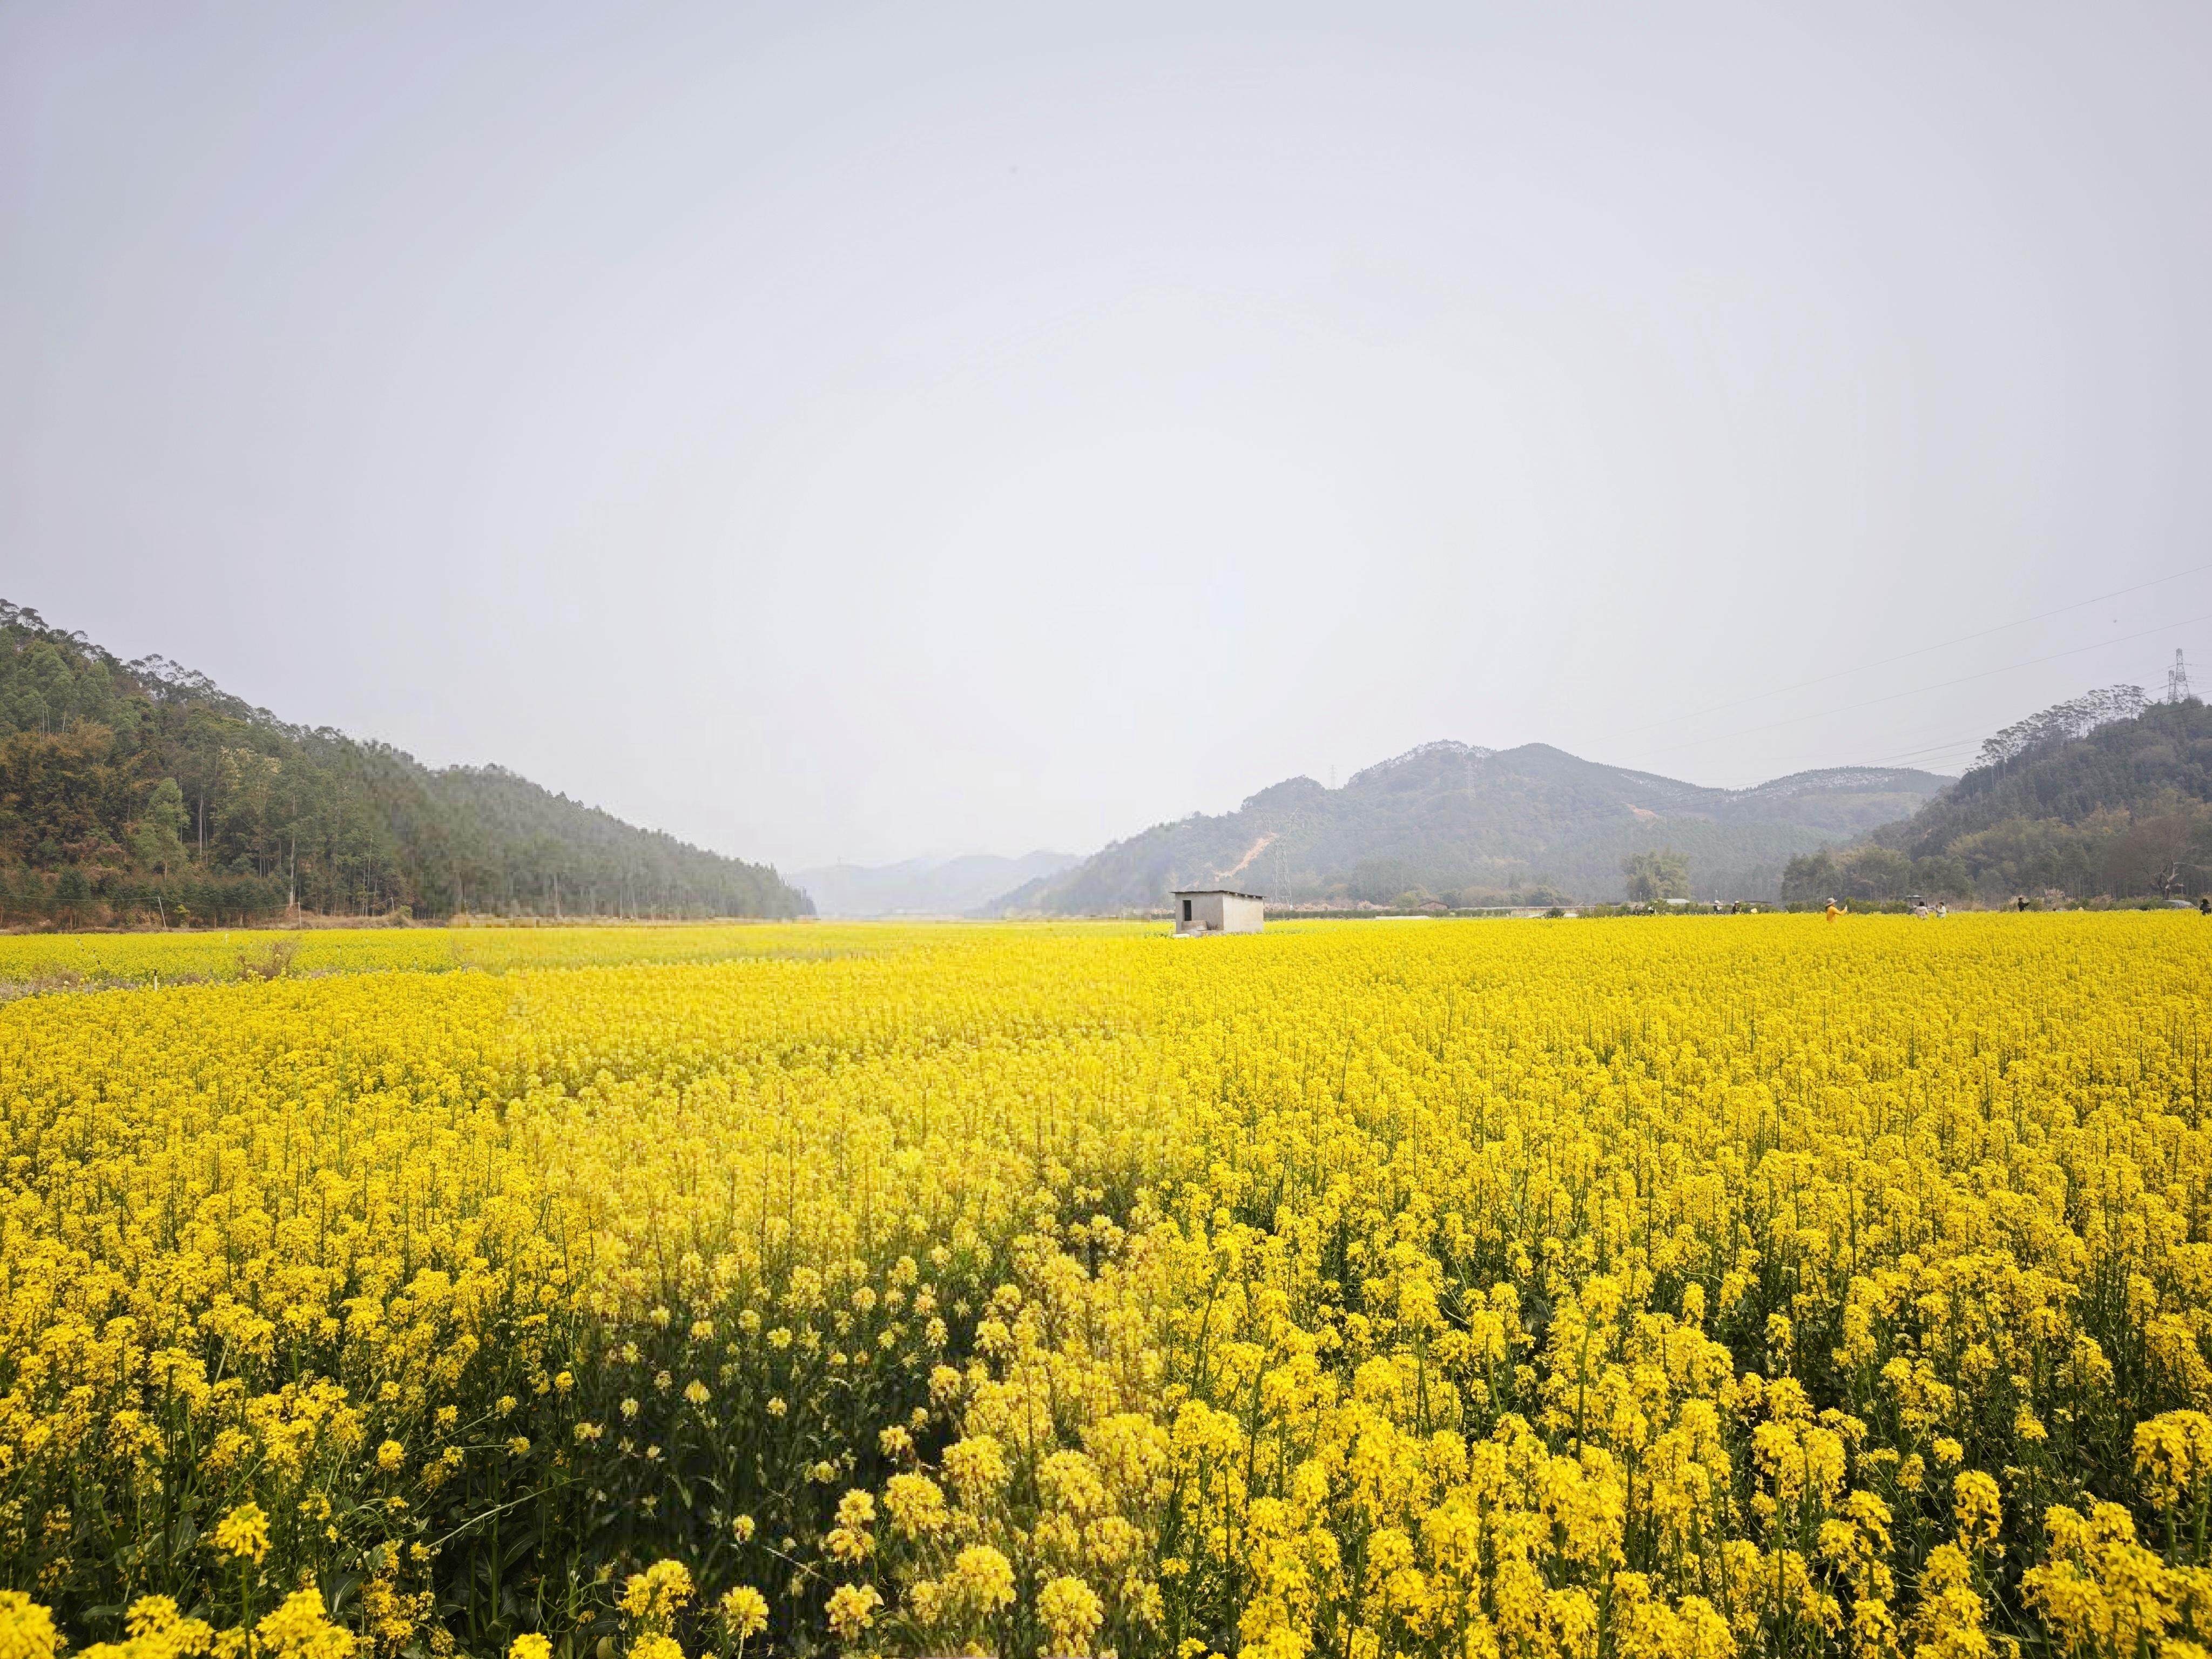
[37,588,2186,925]
[793,850,1079,917]
[995,741,1951,911]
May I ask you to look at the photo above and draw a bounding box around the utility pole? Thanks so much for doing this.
[2168,649,2192,705]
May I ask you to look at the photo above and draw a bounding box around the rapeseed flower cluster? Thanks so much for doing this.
[2,914,2210,1659]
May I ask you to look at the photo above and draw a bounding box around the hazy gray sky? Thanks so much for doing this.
[6,3,2210,869]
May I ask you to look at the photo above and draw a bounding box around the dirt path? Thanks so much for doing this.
[1215,831,1279,882]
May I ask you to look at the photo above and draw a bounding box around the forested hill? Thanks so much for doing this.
[0,601,811,925]
[1785,689,2212,902]
[998,740,1949,911]
[1889,692,2211,857]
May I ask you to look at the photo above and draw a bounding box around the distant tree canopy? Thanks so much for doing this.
[0,601,811,927]
[1778,846,1974,906]
[1783,693,2212,903]
[1620,848,1691,903]
[1974,683,2146,770]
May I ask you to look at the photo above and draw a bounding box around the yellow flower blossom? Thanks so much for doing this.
[716,1587,768,1643]
[824,1584,880,1641]
[211,1502,270,1565]
[1039,1575,1105,1655]
[0,1592,60,1659]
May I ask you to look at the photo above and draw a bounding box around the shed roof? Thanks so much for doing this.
[1173,888,1266,901]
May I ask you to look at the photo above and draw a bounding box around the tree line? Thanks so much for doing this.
[1782,692,2212,904]
[0,602,811,927]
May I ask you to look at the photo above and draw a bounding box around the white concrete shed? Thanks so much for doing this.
[1173,888,1265,935]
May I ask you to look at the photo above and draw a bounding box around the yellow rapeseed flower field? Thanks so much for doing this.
[0,922,895,993]
[3,915,2211,1659]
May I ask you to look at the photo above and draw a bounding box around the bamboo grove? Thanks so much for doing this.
[3,915,2211,1659]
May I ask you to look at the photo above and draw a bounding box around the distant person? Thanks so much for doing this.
[2201,896,2209,916]
[1825,899,1839,924]
[2015,894,2028,913]
[1937,901,1947,919]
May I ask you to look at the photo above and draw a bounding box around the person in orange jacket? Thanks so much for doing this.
[1825,898,1840,923]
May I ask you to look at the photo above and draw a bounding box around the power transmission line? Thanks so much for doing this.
[1862,738,1994,768]
[1707,624,2212,776]
[1642,611,2212,759]
[1621,561,2211,738]
[1736,728,1995,776]
[1851,733,1993,766]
